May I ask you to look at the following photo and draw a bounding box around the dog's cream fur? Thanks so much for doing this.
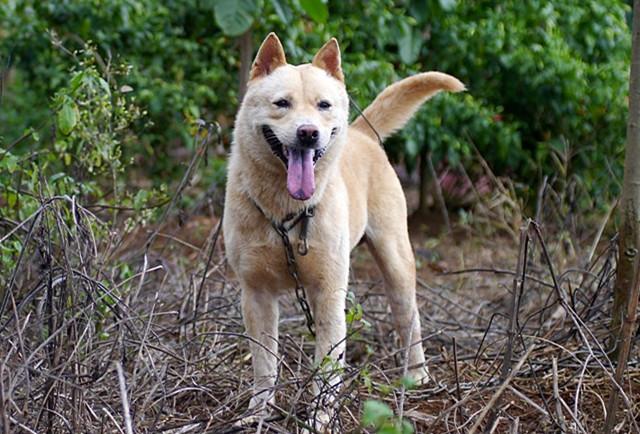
[223,33,463,422]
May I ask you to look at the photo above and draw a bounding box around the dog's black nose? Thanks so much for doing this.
[297,124,319,147]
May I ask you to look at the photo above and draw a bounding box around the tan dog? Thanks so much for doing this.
[223,33,464,425]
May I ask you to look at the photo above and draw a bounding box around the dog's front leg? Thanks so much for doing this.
[306,281,347,429]
[241,286,279,414]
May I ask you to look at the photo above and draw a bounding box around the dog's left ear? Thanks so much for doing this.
[312,38,344,82]
[250,33,287,80]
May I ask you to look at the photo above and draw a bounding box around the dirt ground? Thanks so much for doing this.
[2,187,638,433]
[117,202,634,433]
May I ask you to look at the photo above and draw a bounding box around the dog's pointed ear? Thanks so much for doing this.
[250,33,287,80]
[312,38,344,82]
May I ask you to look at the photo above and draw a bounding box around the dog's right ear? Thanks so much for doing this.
[312,38,344,82]
[250,33,287,80]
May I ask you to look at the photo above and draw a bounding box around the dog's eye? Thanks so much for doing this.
[273,99,290,108]
[317,100,332,110]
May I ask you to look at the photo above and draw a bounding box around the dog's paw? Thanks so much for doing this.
[302,409,332,434]
[233,395,273,428]
[233,413,265,429]
[248,394,274,411]
[408,366,431,386]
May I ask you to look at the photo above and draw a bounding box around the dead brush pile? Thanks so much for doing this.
[0,157,638,434]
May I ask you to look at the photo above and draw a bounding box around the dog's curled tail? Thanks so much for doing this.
[351,71,465,142]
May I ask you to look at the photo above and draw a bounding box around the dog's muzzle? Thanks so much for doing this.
[262,125,338,200]
[261,125,337,166]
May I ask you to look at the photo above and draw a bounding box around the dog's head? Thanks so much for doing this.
[237,33,349,201]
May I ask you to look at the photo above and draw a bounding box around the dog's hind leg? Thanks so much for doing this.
[241,286,280,413]
[366,233,429,383]
[365,185,430,384]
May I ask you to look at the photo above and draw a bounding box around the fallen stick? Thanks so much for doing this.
[468,344,535,434]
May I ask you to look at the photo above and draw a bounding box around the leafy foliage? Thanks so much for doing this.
[0,0,630,207]
[398,0,630,203]
[212,0,258,36]
[362,400,414,434]
[0,0,631,207]
[0,47,164,285]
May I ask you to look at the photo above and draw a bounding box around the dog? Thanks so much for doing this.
[223,33,464,427]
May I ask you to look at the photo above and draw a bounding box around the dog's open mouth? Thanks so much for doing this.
[262,125,336,201]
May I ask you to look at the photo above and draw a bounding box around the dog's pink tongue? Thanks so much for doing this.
[287,148,315,200]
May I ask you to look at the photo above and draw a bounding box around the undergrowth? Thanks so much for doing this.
[0,42,638,434]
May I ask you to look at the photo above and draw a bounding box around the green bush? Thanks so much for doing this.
[405,0,630,202]
[1,0,236,179]
[0,0,631,208]
[0,47,166,284]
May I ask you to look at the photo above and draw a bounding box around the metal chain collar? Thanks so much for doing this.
[251,199,316,336]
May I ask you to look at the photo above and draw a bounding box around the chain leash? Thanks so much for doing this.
[251,199,316,336]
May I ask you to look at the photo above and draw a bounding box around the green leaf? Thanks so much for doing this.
[438,0,457,11]
[97,77,112,96]
[408,0,429,21]
[133,189,149,211]
[29,128,40,142]
[49,172,67,183]
[400,375,417,390]
[57,99,78,136]
[0,153,19,173]
[401,419,414,434]
[69,70,85,92]
[379,425,399,434]
[6,192,17,208]
[299,0,328,23]
[213,0,258,37]
[398,22,422,64]
[272,0,292,24]
[404,136,420,160]
[362,400,394,427]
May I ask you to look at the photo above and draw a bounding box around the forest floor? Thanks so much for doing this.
[2,180,639,433]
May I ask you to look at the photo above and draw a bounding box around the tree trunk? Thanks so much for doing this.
[416,148,450,231]
[417,145,430,216]
[610,0,640,358]
[427,151,450,232]
[238,29,253,103]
